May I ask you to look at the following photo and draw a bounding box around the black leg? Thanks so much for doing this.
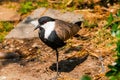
[55,49,59,78]
[50,49,59,80]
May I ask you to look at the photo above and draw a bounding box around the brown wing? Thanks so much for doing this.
[55,20,80,41]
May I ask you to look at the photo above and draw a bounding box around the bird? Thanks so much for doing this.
[30,16,82,79]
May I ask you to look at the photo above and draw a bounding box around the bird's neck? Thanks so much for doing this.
[41,22,55,39]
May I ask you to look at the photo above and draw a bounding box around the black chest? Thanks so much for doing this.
[38,28,65,49]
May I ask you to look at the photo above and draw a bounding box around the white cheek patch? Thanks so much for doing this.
[30,20,39,27]
[41,22,55,39]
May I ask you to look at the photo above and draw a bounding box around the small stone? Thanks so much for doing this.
[32,43,40,48]
[0,52,6,59]
[16,47,20,50]
[29,48,32,51]
[9,47,14,51]
[4,46,9,49]
[0,76,6,80]
[111,62,117,66]
[16,39,24,44]
[10,44,15,48]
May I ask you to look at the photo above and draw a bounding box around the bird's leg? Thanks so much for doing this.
[55,49,59,78]
[50,49,59,80]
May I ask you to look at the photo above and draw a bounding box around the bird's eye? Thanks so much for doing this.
[43,21,47,24]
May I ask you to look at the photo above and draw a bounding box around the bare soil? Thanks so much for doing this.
[0,1,119,79]
[0,28,115,80]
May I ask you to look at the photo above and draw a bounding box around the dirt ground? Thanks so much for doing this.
[0,1,120,79]
[0,27,115,80]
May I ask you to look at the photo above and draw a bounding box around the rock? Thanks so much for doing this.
[42,8,83,22]
[6,23,38,38]
[0,7,20,21]
[6,8,83,39]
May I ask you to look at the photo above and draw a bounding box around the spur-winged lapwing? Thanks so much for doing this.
[30,16,82,79]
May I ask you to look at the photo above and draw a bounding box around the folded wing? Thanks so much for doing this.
[55,20,81,41]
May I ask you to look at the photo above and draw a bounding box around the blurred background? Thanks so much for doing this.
[0,0,120,42]
[0,0,120,80]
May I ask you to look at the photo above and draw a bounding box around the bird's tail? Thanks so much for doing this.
[74,21,82,28]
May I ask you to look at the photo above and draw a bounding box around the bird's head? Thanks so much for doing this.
[30,16,55,30]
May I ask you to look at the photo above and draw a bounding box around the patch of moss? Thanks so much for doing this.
[19,1,36,14]
[0,21,14,42]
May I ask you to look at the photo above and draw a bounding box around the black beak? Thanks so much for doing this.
[34,25,40,31]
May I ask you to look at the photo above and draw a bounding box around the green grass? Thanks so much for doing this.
[18,0,81,15]
[81,75,91,80]
[37,0,49,8]
[83,20,98,28]
[0,21,14,42]
[19,1,36,14]
[105,9,120,80]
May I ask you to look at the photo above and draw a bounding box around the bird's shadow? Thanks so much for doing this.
[0,51,22,67]
[49,54,89,72]
[49,36,89,72]
[0,50,36,67]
